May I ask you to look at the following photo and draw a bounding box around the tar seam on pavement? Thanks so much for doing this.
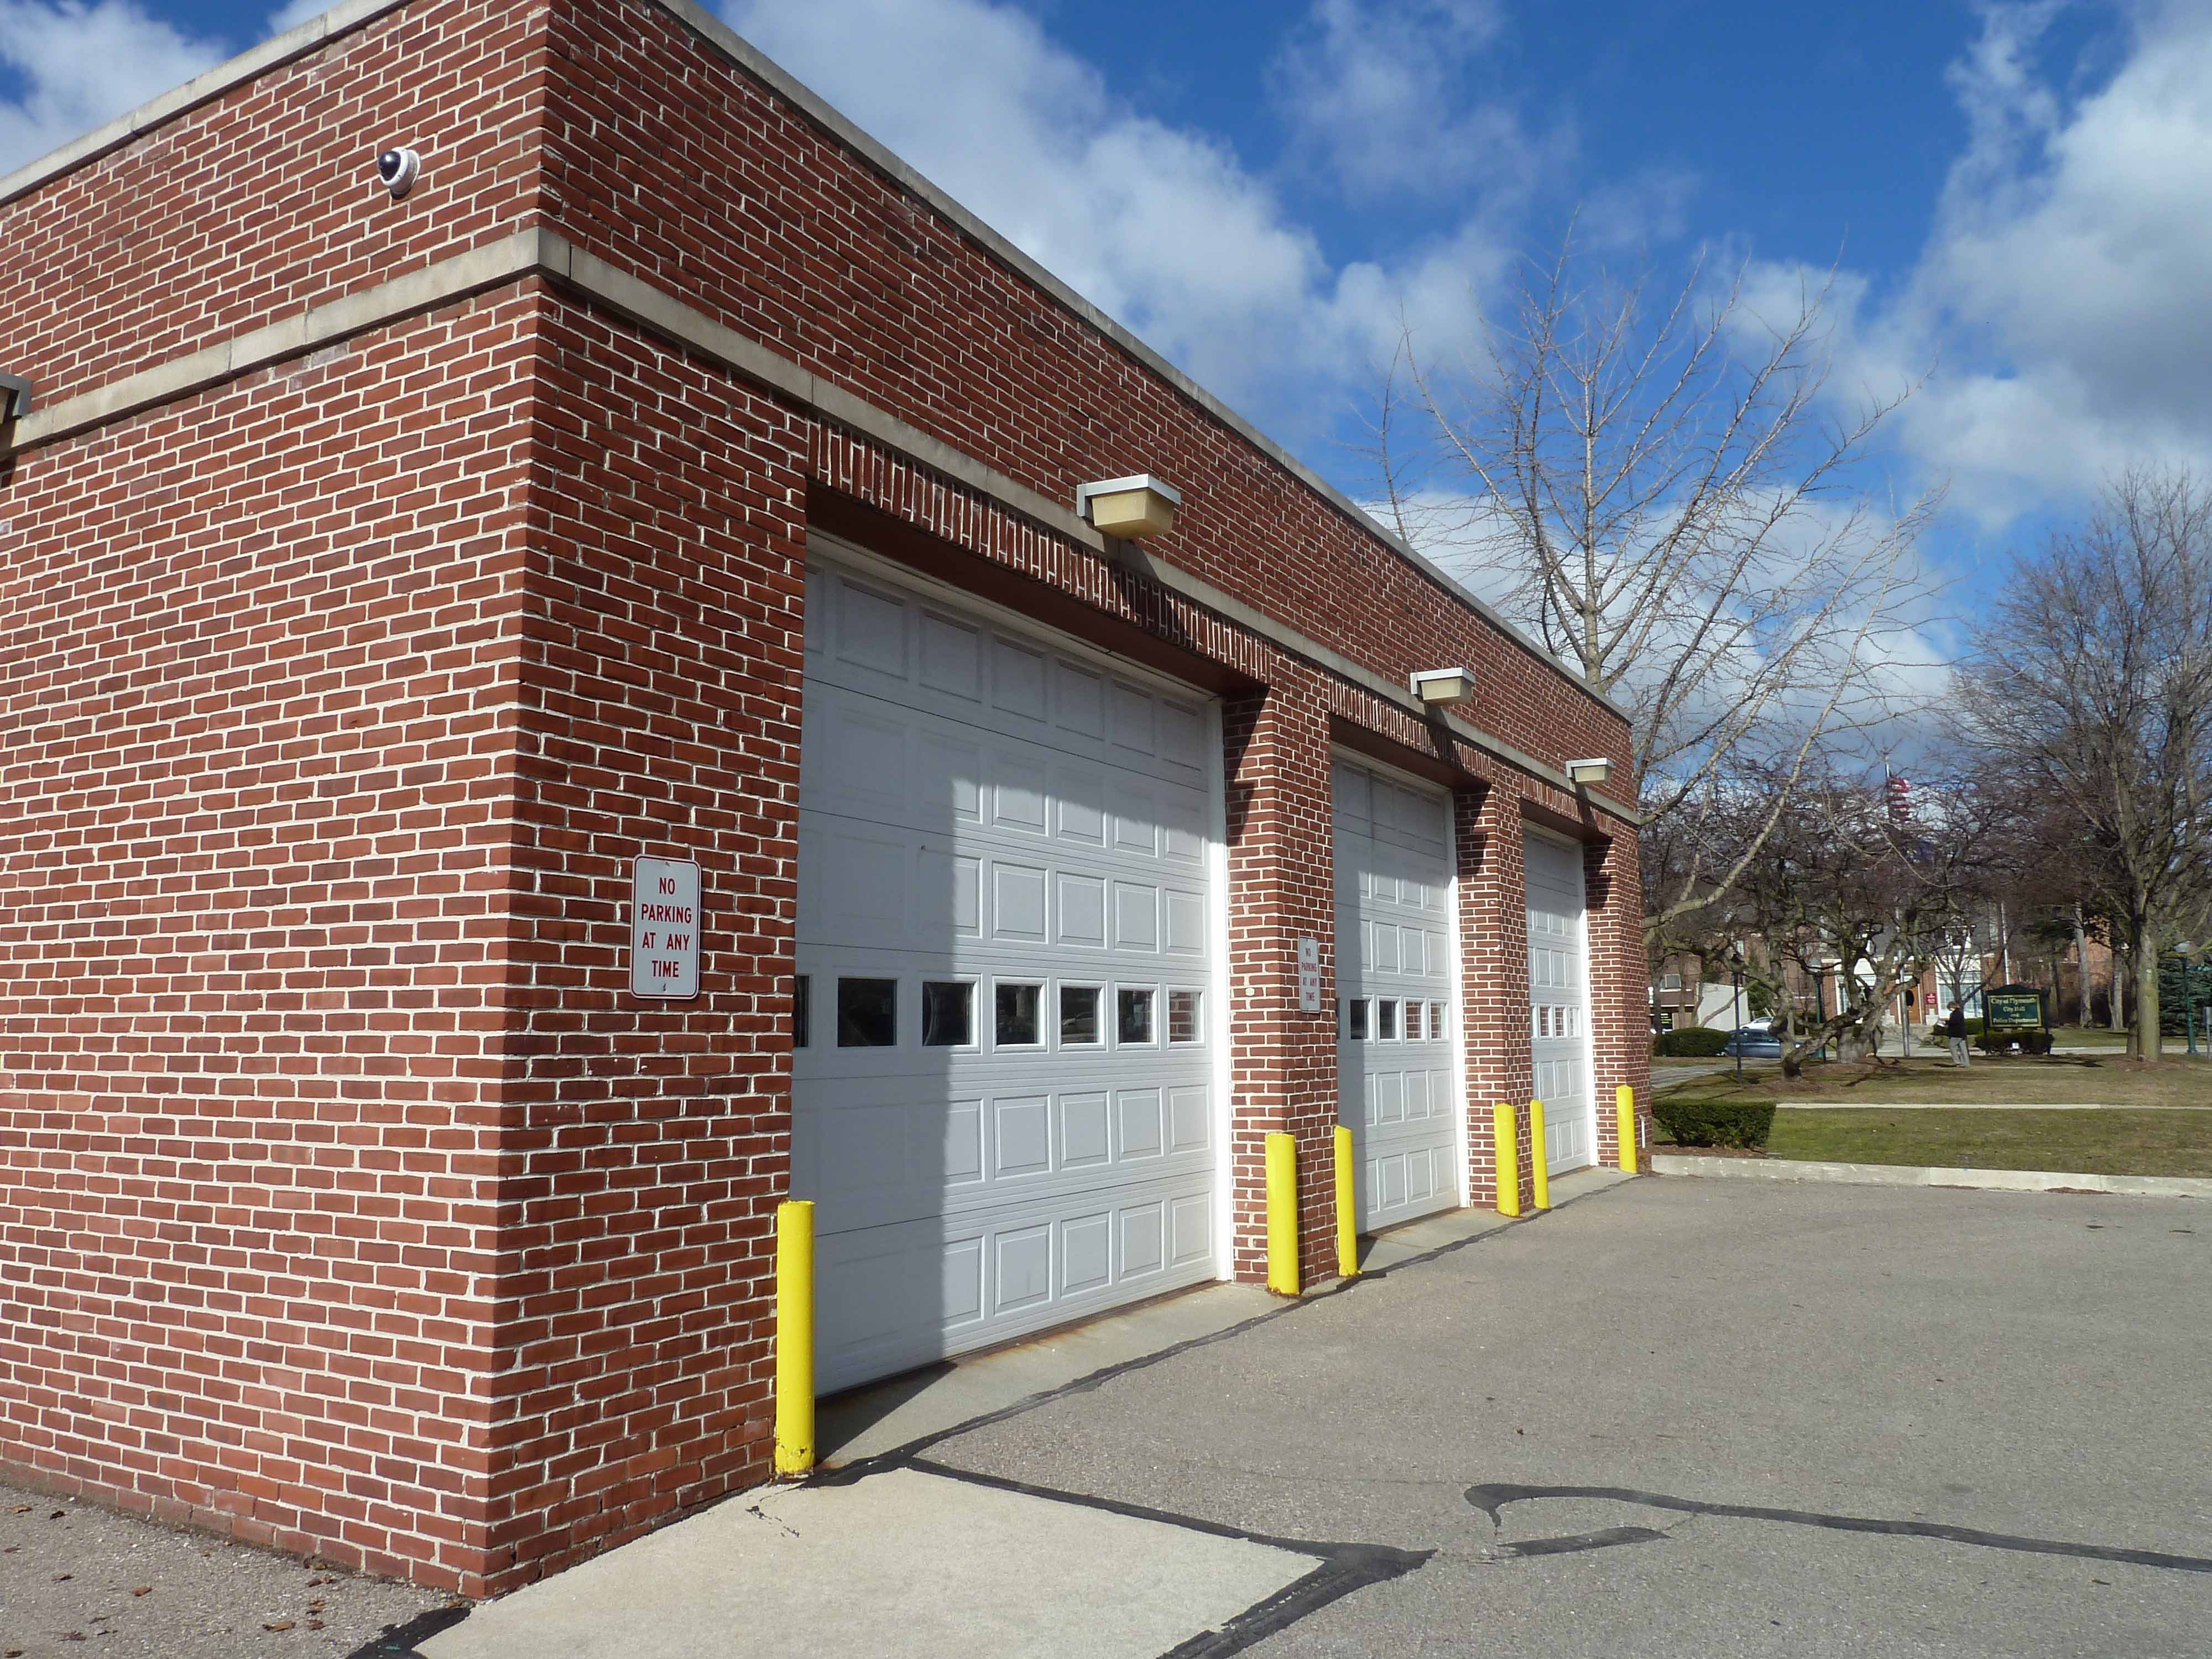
[341,1606,472,1659]
[817,1178,1624,1486]
[902,1456,1431,1658]
[1493,1525,1672,1558]
[1465,1482,2212,1574]
[774,1183,1623,1656]
[341,1187,1611,1659]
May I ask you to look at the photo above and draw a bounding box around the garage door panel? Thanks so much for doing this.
[798,555,1222,1391]
[1526,834,1596,1175]
[805,693,1205,862]
[810,566,1211,783]
[805,827,1207,962]
[1335,758,1462,1234]
[811,1177,1219,1393]
[799,1063,1212,1206]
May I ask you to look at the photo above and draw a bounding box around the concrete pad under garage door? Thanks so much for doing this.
[421,1467,1311,1659]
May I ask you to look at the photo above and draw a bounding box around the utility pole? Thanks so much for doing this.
[2183,942,2200,1060]
[1730,943,1746,1081]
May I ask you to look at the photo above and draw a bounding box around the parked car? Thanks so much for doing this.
[1720,1027,1784,1059]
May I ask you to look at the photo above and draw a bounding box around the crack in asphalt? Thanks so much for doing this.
[1466,1483,2212,1575]
[1494,1524,1673,1558]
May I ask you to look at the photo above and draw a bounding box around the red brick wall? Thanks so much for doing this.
[1455,789,1530,1206]
[0,0,1648,1596]
[0,0,552,410]
[478,287,806,1588]
[1587,832,1654,1168]
[1220,682,1340,1286]
[0,290,542,1589]
[536,0,1636,804]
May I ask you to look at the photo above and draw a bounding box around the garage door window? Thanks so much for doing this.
[838,977,898,1047]
[1347,999,1369,1040]
[1117,987,1155,1045]
[1168,989,1203,1044]
[794,975,810,1047]
[1058,984,1101,1045]
[1377,998,1399,1040]
[995,982,1041,1046]
[921,980,974,1047]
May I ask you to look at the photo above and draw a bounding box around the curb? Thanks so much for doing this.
[1771,1102,2210,1112]
[1648,1154,2212,1199]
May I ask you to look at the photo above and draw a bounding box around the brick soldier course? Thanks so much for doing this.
[0,0,1649,1595]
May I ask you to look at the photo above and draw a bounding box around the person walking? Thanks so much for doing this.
[1945,1002,1970,1067]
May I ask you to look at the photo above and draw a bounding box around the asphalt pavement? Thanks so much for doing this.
[0,1489,453,1658]
[920,1176,2211,1657]
[10,1173,2207,1657]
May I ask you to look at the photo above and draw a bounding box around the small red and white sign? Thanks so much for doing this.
[631,856,701,999]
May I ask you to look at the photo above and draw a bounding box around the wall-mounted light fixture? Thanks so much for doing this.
[1567,757,1613,786]
[1076,473,1180,540]
[1409,667,1475,707]
[0,371,30,421]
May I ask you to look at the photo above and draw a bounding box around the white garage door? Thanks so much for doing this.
[794,550,1222,1392]
[1525,832,1595,1174]
[1334,759,1462,1232]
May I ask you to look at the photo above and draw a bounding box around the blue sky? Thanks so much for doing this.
[3,0,2206,571]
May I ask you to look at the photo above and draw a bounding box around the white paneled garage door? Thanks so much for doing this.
[1525,832,1595,1175]
[1334,758,1463,1232]
[794,549,1223,1392]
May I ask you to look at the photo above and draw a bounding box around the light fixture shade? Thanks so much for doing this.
[1409,667,1475,706]
[1077,473,1181,540]
[1567,757,1613,785]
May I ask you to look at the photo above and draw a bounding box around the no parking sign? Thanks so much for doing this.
[631,856,701,999]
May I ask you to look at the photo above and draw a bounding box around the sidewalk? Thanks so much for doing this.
[424,1171,1631,1659]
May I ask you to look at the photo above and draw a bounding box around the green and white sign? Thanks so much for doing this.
[1985,991,2043,1032]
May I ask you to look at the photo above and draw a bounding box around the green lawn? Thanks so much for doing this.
[1656,1053,2212,1108]
[1767,1108,2212,1177]
[2050,1024,2130,1049]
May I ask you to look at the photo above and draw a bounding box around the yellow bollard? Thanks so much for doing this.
[1333,1124,1359,1280]
[1266,1131,1301,1296]
[1616,1084,1638,1173]
[1529,1100,1551,1211]
[774,1199,816,1475]
[1492,1102,1521,1217]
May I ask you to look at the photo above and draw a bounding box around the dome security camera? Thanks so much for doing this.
[374,147,421,198]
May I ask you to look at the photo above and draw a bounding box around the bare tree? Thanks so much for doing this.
[1373,233,1944,946]
[1960,469,2212,1059]
[1729,763,2002,1074]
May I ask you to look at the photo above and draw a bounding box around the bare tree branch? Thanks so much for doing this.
[1374,232,1945,947]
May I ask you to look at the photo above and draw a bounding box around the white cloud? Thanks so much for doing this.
[1268,0,1550,202]
[1764,0,2212,522]
[265,0,331,33]
[0,0,225,175]
[717,0,1514,432]
[721,0,1321,401]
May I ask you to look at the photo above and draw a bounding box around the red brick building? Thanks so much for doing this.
[0,0,1647,1594]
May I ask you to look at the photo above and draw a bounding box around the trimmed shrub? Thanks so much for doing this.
[1653,1026,1731,1057]
[1651,1097,1777,1149]
[1975,1030,2053,1056]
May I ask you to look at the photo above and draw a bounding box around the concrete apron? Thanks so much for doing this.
[1652,1152,2212,1199]
[424,1167,1632,1659]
